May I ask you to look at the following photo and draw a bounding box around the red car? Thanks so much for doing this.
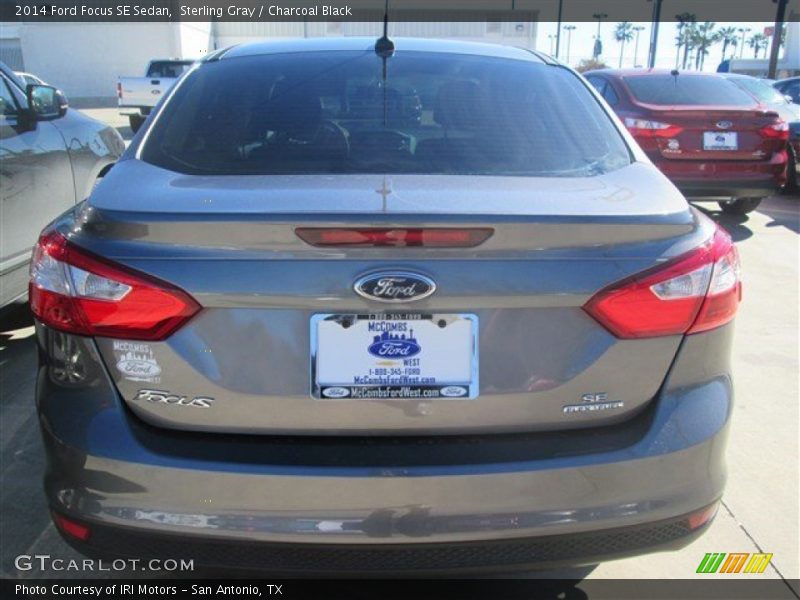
[585,69,789,215]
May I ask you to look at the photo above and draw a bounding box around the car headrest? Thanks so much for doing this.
[433,80,490,130]
[263,82,322,136]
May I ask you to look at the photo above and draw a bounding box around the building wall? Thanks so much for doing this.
[212,20,536,51]
[1,11,537,104]
[1,22,180,104]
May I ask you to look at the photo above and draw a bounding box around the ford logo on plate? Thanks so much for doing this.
[322,387,350,398]
[368,336,422,359]
[354,272,436,303]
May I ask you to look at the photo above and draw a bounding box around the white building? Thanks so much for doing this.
[0,17,538,105]
[725,19,800,77]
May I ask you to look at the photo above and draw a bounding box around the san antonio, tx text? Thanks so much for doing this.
[15,584,279,596]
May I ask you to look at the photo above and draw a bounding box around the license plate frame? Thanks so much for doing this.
[310,313,479,400]
[703,131,738,151]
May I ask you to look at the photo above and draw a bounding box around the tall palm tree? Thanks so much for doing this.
[614,22,635,67]
[681,23,699,69]
[692,22,719,70]
[675,13,696,69]
[748,33,768,58]
[718,26,739,59]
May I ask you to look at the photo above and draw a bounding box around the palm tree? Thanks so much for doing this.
[614,22,635,68]
[681,24,699,69]
[718,26,739,59]
[692,22,719,70]
[675,13,696,69]
[748,33,768,59]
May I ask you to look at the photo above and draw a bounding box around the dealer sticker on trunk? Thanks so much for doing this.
[311,314,478,400]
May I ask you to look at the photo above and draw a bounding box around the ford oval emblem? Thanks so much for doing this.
[322,387,351,398]
[716,120,733,129]
[354,272,436,303]
[368,337,422,359]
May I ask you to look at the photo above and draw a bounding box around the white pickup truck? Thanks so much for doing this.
[117,59,194,132]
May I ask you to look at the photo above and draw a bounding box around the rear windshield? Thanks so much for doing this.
[141,51,631,177]
[624,75,758,106]
[146,61,194,78]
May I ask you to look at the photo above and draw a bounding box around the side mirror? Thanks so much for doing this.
[785,94,794,104]
[25,84,68,121]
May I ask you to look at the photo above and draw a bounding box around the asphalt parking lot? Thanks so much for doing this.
[0,109,798,586]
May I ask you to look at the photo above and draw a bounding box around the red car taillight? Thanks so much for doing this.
[52,511,91,542]
[759,119,789,140]
[584,225,741,338]
[29,231,200,340]
[623,117,684,139]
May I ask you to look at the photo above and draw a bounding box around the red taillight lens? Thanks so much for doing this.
[30,231,200,340]
[686,502,720,531]
[52,512,91,541]
[624,117,683,139]
[584,225,740,338]
[759,119,789,140]
[295,228,493,248]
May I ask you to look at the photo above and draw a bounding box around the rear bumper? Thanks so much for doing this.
[59,507,716,574]
[118,107,151,117]
[37,324,734,572]
[654,153,787,199]
[677,179,779,200]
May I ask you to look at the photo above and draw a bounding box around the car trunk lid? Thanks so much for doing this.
[76,160,708,435]
[634,106,784,162]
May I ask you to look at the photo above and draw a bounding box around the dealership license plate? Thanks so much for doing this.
[311,314,478,400]
[703,131,738,151]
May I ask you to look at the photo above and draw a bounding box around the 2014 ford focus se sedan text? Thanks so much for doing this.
[32,38,739,574]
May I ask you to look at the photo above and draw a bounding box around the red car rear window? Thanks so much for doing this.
[624,75,757,106]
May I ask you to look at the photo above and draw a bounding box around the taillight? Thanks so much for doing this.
[52,511,91,541]
[295,228,494,248]
[29,231,200,340]
[624,117,684,138]
[584,225,740,338]
[759,119,789,140]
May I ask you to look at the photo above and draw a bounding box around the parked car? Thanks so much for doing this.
[14,71,46,86]
[117,59,194,133]
[32,38,739,574]
[773,76,800,104]
[0,61,124,308]
[722,73,800,192]
[586,69,789,214]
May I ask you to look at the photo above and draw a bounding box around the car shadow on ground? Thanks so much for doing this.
[696,193,799,242]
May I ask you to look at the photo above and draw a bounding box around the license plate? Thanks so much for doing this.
[311,314,478,400]
[703,131,738,151]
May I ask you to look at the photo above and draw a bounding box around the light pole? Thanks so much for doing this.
[592,13,608,59]
[548,34,556,55]
[632,25,646,67]
[563,24,576,65]
[738,27,751,58]
[647,0,663,69]
[768,0,788,79]
[555,0,564,59]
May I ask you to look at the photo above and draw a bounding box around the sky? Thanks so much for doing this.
[533,21,774,70]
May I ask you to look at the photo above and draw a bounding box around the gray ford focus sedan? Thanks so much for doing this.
[31,37,739,573]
